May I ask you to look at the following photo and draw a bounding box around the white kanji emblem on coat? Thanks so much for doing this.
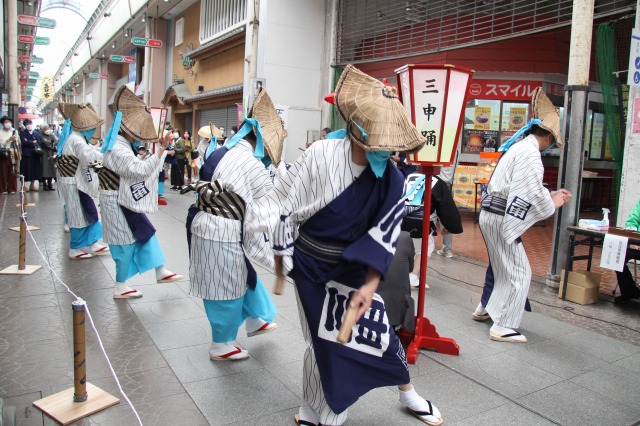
[318,281,390,357]
[506,196,531,221]
[130,181,150,201]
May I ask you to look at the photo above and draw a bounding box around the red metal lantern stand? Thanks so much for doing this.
[397,165,460,363]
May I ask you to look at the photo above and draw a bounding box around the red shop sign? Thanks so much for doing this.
[467,80,542,101]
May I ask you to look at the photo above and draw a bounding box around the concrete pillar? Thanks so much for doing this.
[143,17,152,105]
[244,0,260,111]
[7,0,19,123]
[618,0,640,224]
[547,0,595,287]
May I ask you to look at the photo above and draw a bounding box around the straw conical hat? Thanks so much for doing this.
[248,89,287,166]
[334,65,426,153]
[197,123,223,139]
[113,85,158,142]
[532,87,562,147]
[59,103,104,132]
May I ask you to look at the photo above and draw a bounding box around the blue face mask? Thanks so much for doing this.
[365,150,391,178]
[81,128,96,143]
[541,140,557,155]
[132,140,141,151]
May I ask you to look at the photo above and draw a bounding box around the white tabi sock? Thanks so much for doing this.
[298,401,319,425]
[474,303,487,316]
[398,386,442,421]
[155,265,169,278]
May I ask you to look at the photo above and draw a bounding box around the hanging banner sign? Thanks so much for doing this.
[88,73,110,79]
[131,37,163,48]
[110,55,135,63]
[17,35,50,45]
[17,15,56,29]
[18,56,31,63]
[29,71,39,78]
[19,70,29,76]
[18,35,34,43]
[31,57,44,64]
[35,36,50,45]
[19,78,28,85]
[467,80,540,101]
[628,29,640,86]
[28,78,37,85]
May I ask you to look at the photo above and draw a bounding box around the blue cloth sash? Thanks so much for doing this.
[202,277,277,342]
[109,235,166,282]
[56,119,72,155]
[69,221,102,249]
[101,111,122,153]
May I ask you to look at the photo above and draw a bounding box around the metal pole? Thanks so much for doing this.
[143,17,152,105]
[72,300,88,402]
[7,0,20,123]
[18,176,27,271]
[617,0,640,223]
[244,0,260,109]
[547,0,595,288]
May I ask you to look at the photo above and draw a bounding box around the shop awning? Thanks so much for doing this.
[184,84,243,104]
[161,83,192,106]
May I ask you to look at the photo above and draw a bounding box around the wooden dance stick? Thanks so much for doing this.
[18,176,27,270]
[273,255,285,295]
[72,300,88,402]
[337,303,359,344]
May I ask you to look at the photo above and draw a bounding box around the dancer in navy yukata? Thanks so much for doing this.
[271,65,443,426]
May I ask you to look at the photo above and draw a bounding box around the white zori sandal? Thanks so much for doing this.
[400,387,444,425]
[113,286,143,299]
[489,325,527,343]
[245,318,278,337]
[209,343,249,361]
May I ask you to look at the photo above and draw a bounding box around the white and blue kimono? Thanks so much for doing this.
[271,137,409,422]
[185,125,281,344]
[56,124,103,249]
[100,115,167,283]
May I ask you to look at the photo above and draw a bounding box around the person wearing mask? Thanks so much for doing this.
[183,131,194,184]
[170,129,185,190]
[184,91,285,361]
[19,119,43,192]
[270,65,443,426]
[435,143,461,258]
[56,103,110,259]
[0,116,19,194]
[98,86,183,298]
[473,88,571,343]
[40,124,58,191]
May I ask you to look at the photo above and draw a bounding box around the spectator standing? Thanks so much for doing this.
[40,124,58,191]
[435,143,461,258]
[19,119,43,192]
[0,116,19,194]
[183,131,193,183]
[170,129,185,190]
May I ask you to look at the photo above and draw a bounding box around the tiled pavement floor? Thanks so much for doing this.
[2,189,640,425]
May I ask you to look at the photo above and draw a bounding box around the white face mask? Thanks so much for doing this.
[3,122,11,129]
[26,124,33,131]
[173,133,179,139]
[44,129,53,135]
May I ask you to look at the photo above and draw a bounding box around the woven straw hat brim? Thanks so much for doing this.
[248,89,287,166]
[334,65,426,153]
[59,103,104,131]
[113,85,158,142]
[532,87,562,147]
[197,123,223,139]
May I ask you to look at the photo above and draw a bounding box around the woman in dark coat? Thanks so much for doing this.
[39,124,58,190]
[19,119,43,191]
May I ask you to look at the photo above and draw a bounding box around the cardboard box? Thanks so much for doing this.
[558,269,601,305]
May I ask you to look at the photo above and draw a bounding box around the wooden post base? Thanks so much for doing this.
[15,203,35,208]
[398,317,460,364]
[0,265,41,275]
[33,382,120,425]
[8,225,40,232]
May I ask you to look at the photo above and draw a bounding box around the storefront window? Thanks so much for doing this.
[462,99,500,153]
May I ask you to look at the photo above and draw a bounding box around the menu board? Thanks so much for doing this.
[482,131,498,151]
[509,107,527,130]
[452,165,478,209]
[474,106,491,130]
[466,130,498,152]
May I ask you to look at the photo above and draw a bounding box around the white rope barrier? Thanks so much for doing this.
[17,177,143,425]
